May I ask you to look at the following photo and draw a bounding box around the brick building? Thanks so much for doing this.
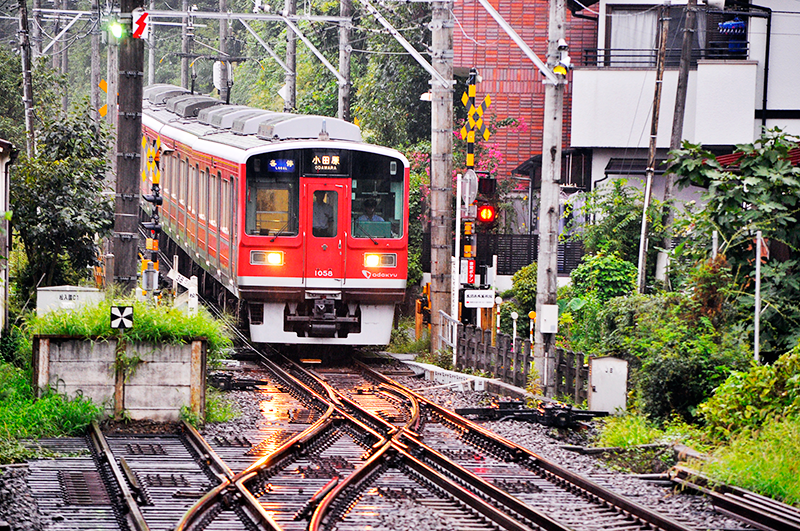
[452,1,597,180]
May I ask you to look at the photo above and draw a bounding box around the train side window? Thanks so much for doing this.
[200,167,208,221]
[221,176,230,235]
[179,157,187,205]
[210,171,220,227]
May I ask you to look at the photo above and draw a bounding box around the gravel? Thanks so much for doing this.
[0,358,753,531]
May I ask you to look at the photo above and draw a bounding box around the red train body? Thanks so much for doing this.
[140,84,410,345]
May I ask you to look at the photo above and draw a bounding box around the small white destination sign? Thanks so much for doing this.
[464,289,496,308]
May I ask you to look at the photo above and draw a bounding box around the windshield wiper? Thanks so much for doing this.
[355,222,379,245]
[270,221,290,242]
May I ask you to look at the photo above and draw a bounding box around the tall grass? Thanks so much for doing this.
[25,298,234,364]
[0,363,102,463]
[702,417,800,507]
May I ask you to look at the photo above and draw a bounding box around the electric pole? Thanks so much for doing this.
[429,0,453,350]
[17,0,35,156]
[148,0,156,85]
[534,0,567,397]
[284,0,297,112]
[219,0,230,102]
[338,0,352,121]
[636,3,669,294]
[113,0,146,293]
[181,0,190,88]
[91,0,102,120]
[658,0,696,281]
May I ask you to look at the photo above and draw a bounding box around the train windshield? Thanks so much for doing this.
[245,151,300,237]
[351,152,405,239]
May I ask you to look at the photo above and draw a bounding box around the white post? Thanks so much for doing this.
[529,311,535,343]
[754,231,761,363]
[712,230,718,259]
[494,296,502,346]
[511,311,519,352]
[452,174,462,319]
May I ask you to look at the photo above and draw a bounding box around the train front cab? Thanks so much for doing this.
[238,146,409,345]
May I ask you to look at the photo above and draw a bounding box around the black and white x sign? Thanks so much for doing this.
[110,306,134,329]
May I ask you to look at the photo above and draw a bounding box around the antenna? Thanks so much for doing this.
[319,119,330,140]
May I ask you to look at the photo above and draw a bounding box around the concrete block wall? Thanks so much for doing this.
[32,336,206,422]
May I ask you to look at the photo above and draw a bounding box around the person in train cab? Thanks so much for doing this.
[357,198,384,222]
[312,190,335,236]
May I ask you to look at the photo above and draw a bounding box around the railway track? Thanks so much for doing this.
[21,348,798,531]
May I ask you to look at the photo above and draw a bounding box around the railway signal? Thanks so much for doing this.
[477,204,496,224]
[141,138,162,297]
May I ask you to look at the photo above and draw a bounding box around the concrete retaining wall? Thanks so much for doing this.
[32,336,206,422]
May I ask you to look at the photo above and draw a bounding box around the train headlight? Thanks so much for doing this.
[251,250,284,266]
[364,253,397,268]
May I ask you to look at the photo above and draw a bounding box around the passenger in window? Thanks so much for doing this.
[357,198,384,222]
[313,190,335,237]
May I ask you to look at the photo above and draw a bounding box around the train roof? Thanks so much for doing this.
[141,84,409,166]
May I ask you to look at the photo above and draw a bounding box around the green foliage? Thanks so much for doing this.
[699,347,800,441]
[588,291,751,422]
[11,99,114,303]
[570,252,636,302]
[414,348,453,371]
[701,416,800,507]
[0,363,102,448]
[510,263,537,314]
[24,299,234,364]
[388,326,431,355]
[566,179,665,269]
[204,388,241,424]
[597,412,665,447]
[669,128,800,357]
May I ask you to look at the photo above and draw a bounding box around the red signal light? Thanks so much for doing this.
[477,204,496,223]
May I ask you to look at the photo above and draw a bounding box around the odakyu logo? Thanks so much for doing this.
[362,270,399,279]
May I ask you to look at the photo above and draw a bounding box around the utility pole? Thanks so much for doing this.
[658,0,696,281]
[107,31,119,179]
[31,0,42,55]
[338,0,352,121]
[636,4,669,294]
[17,0,35,156]
[113,0,145,293]
[429,0,453,351]
[534,0,567,397]
[284,0,297,112]
[91,0,102,120]
[148,0,156,85]
[219,0,230,102]
[181,0,190,88]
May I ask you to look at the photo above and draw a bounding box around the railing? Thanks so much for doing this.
[581,44,750,68]
[437,310,459,354]
[454,324,588,403]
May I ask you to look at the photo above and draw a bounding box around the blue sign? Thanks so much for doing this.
[269,159,295,172]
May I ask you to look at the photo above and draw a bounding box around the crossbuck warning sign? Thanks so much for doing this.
[110,306,134,329]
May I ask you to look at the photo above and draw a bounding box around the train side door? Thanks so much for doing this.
[304,179,349,287]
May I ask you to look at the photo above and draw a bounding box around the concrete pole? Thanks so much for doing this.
[338,0,352,121]
[113,0,145,293]
[219,0,230,102]
[534,0,566,397]
[657,0,696,282]
[181,0,190,89]
[91,0,102,120]
[148,0,156,85]
[17,0,36,156]
[31,0,42,55]
[429,0,453,352]
[107,34,119,179]
[284,0,297,112]
[636,4,669,294]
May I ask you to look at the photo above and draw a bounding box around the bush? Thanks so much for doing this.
[570,251,637,302]
[510,262,537,314]
[699,346,800,441]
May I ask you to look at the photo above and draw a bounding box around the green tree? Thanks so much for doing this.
[11,99,114,303]
[669,128,800,359]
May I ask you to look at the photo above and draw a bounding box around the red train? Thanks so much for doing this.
[140,84,409,345]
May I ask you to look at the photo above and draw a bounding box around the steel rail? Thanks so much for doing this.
[671,466,800,531]
[399,432,572,531]
[359,360,695,531]
[88,420,150,531]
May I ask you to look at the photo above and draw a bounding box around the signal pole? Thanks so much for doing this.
[429,0,453,350]
[113,0,146,293]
